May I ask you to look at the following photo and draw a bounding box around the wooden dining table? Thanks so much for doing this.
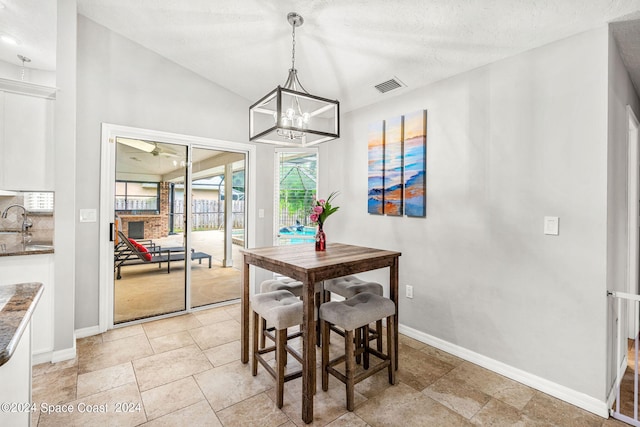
[240,242,401,424]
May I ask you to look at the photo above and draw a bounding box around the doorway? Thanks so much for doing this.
[99,124,256,330]
[628,105,640,339]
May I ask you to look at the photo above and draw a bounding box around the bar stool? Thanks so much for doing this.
[323,275,384,352]
[251,289,304,408]
[320,292,396,411]
[260,277,324,347]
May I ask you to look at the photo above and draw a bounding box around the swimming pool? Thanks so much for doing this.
[278,226,316,244]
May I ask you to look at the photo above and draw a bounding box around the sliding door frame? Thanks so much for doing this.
[99,123,256,331]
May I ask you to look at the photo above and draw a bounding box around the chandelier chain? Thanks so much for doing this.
[291,21,296,71]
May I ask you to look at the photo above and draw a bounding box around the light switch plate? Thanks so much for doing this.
[544,216,559,235]
[258,209,265,218]
[79,208,97,223]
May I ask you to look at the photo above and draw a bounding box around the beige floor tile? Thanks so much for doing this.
[354,367,396,399]
[133,344,212,391]
[76,334,103,348]
[224,304,242,322]
[355,382,473,427]
[140,400,222,427]
[277,382,353,427]
[194,361,274,411]
[193,306,234,325]
[37,382,146,427]
[33,320,613,427]
[78,333,153,374]
[142,313,203,339]
[77,362,136,398]
[102,324,145,342]
[33,358,78,377]
[148,330,196,354]
[419,344,465,367]
[492,380,535,411]
[188,319,241,350]
[396,342,457,391]
[325,412,371,427]
[470,398,535,426]
[522,392,604,427]
[203,339,241,367]
[32,365,78,406]
[422,376,491,419]
[140,376,205,420]
[31,407,41,426]
[446,362,521,397]
[216,393,289,427]
[398,334,428,350]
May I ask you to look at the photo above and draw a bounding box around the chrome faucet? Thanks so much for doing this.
[1,204,33,232]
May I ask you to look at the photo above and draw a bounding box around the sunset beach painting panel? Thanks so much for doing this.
[367,121,384,214]
[403,110,426,217]
[384,115,404,216]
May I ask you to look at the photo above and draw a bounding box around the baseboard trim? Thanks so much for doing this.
[398,324,609,418]
[50,333,76,363]
[32,351,52,365]
[75,325,102,339]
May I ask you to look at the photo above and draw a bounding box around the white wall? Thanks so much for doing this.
[75,16,266,329]
[327,26,612,405]
[53,0,76,361]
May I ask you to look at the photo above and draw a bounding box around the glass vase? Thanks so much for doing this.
[315,223,326,252]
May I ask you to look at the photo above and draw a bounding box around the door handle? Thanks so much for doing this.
[110,223,115,242]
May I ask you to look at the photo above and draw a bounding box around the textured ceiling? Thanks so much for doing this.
[2,1,640,112]
[0,0,56,72]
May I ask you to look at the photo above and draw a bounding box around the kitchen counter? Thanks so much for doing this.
[0,231,54,256]
[0,282,43,366]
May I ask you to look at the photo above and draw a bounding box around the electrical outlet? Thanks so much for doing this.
[406,285,413,299]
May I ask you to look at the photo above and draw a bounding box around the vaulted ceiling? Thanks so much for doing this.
[1,1,640,112]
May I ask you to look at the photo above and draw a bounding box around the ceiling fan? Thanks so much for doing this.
[117,137,180,158]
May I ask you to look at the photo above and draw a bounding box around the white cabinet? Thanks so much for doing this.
[0,78,56,191]
[0,321,32,427]
[0,254,54,362]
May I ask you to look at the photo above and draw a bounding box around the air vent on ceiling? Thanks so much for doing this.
[374,77,405,94]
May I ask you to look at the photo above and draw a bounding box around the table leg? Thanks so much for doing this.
[241,259,250,364]
[301,277,315,424]
[390,256,399,370]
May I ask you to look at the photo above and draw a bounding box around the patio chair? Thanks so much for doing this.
[114,231,212,279]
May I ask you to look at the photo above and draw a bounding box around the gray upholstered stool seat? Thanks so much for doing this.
[251,290,304,408]
[260,277,324,296]
[260,277,304,296]
[323,275,384,353]
[320,292,396,411]
[324,275,383,298]
[260,277,324,348]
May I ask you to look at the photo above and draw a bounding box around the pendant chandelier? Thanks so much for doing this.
[249,12,340,147]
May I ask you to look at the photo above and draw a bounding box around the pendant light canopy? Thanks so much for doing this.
[249,12,340,147]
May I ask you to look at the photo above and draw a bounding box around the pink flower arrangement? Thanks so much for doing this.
[309,191,339,226]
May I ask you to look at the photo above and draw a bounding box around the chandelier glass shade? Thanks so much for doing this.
[249,12,340,147]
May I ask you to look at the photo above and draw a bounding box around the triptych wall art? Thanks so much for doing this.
[367,109,426,217]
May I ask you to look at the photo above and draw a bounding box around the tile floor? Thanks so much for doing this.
[31,303,627,426]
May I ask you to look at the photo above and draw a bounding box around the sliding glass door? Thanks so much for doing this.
[113,140,246,324]
[189,147,245,309]
[114,139,188,323]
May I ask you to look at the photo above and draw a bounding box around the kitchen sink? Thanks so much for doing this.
[24,244,54,251]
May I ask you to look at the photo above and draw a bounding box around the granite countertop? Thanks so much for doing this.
[0,230,54,256]
[0,282,43,366]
